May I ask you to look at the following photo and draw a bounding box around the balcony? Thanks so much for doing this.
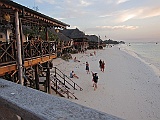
[0,39,56,76]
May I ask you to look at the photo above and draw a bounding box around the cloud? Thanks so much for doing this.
[35,0,55,4]
[85,25,139,32]
[35,0,160,23]
[79,0,92,6]
[99,6,160,23]
[118,6,160,22]
[99,13,116,18]
[116,0,129,4]
[140,7,160,19]
[34,0,92,19]
[36,0,91,6]
[96,25,139,30]
[116,9,139,22]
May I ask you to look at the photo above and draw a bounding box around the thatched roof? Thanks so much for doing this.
[57,32,71,42]
[86,35,102,42]
[60,28,87,39]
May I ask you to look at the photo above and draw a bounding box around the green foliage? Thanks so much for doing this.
[70,49,78,54]
[23,26,58,41]
[61,53,72,61]
[48,30,58,41]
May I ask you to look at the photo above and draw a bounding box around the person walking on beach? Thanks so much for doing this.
[101,61,105,72]
[86,62,90,74]
[91,71,99,91]
[99,59,102,71]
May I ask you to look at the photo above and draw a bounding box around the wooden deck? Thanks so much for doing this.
[0,54,56,76]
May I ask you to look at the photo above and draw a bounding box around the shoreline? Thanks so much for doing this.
[52,46,160,120]
[120,44,160,78]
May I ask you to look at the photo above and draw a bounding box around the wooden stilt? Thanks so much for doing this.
[35,65,40,90]
[46,62,51,94]
[44,80,47,93]
[15,11,23,85]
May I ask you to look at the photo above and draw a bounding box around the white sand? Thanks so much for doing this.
[53,46,160,120]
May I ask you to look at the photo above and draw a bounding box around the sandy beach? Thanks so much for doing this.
[53,46,160,120]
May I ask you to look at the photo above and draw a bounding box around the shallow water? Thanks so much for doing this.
[120,42,160,76]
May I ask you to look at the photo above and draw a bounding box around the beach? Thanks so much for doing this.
[53,45,160,120]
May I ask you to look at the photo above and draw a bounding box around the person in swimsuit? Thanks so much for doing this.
[86,62,90,74]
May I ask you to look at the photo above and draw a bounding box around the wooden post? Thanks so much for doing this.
[35,65,40,90]
[45,27,48,41]
[44,80,47,93]
[55,67,57,77]
[40,40,42,56]
[15,11,23,85]
[46,62,51,94]
[19,18,24,65]
[48,41,51,57]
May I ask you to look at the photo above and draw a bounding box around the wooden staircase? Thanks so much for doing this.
[50,67,83,99]
[50,75,77,99]
[24,65,83,99]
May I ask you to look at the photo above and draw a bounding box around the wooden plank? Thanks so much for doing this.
[0,64,17,76]
[0,54,56,76]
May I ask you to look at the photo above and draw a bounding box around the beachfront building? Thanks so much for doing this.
[60,28,89,52]
[86,35,106,49]
[56,30,73,57]
[0,0,70,93]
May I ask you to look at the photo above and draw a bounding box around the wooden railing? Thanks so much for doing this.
[0,40,16,65]
[37,66,82,99]
[23,40,56,59]
[52,67,83,91]
[0,39,56,66]
[50,75,78,99]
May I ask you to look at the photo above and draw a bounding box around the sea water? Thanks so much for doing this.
[120,42,160,76]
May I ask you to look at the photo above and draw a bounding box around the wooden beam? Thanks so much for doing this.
[0,54,56,76]
[0,64,17,76]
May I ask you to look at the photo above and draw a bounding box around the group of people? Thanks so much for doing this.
[99,59,105,72]
[69,52,105,91]
[85,61,99,91]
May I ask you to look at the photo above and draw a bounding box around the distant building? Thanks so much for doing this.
[56,30,73,56]
[60,28,88,52]
[86,35,105,49]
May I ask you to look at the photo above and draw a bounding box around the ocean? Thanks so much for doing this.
[120,42,160,76]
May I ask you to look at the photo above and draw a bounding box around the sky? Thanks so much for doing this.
[13,0,160,42]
